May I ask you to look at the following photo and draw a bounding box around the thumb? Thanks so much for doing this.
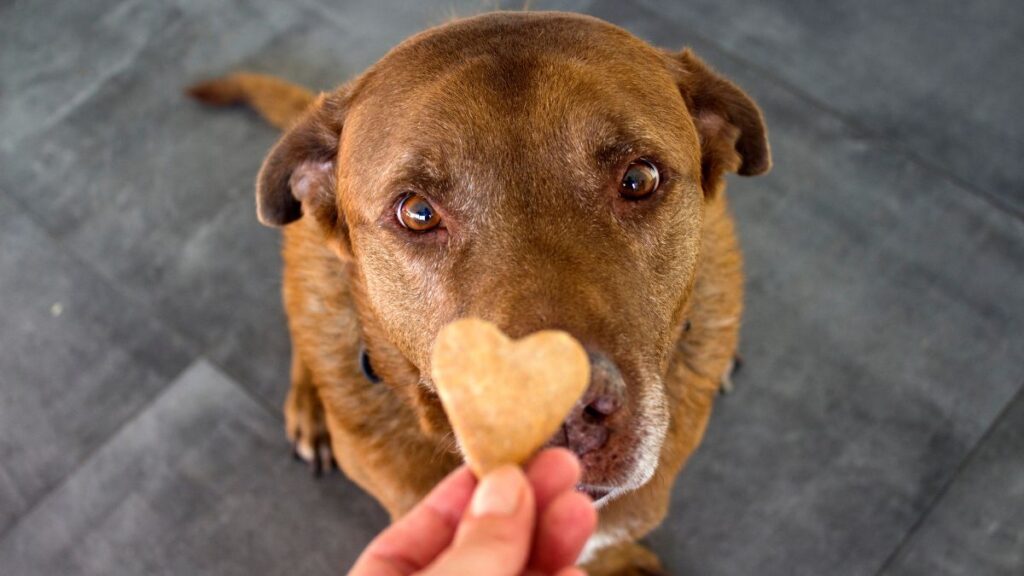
[418,465,535,576]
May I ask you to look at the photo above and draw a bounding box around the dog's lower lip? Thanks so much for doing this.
[576,483,612,501]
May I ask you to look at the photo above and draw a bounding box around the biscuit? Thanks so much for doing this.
[430,318,590,476]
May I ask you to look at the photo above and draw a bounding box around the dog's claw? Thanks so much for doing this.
[315,438,334,477]
[291,437,336,478]
[719,355,742,396]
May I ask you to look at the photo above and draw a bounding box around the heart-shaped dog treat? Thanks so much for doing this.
[431,318,590,476]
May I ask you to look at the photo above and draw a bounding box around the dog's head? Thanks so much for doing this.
[257,12,769,504]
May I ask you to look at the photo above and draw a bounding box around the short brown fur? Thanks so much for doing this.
[189,11,769,575]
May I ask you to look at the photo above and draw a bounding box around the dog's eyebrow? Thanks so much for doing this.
[384,154,454,198]
[594,133,665,172]
[595,140,637,170]
[580,113,665,167]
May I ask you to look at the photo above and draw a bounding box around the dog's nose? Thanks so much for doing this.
[549,350,626,457]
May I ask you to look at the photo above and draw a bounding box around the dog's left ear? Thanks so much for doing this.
[670,49,771,196]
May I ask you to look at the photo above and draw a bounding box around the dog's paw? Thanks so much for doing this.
[284,384,336,477]
[718,354,743,395]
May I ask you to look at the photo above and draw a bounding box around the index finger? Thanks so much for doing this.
[348,466,477,576]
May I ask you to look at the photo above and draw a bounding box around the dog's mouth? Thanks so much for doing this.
[554,372,673,508]
[544,418,641,508]
[540,383,646,506]
[416,348,665,505]
[576,483,613,504]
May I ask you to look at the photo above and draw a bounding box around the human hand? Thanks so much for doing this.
[348,448,597,576]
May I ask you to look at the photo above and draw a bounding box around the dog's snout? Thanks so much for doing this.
[549,349,626,457]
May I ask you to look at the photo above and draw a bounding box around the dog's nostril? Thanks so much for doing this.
[582,404,604,424]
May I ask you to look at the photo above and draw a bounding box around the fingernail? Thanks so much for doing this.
[470,466,524,517]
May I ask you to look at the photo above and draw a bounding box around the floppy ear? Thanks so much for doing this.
[255,91,347,228]
[672,49,771,196]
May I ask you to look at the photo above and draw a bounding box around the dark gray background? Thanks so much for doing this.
[1,1,1021,574]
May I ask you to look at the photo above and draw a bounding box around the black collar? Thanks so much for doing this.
[359,346,381,383]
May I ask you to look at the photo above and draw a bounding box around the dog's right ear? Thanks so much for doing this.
[256,92,346,228]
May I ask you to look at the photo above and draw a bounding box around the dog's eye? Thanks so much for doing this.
[619,159,660,199]
[397,192,442,231]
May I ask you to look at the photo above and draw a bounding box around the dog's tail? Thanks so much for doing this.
[186,73,315,131]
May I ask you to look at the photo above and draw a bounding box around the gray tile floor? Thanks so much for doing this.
[0,1,1021,575]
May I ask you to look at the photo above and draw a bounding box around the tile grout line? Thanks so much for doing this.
[0,355,280,547]
[627,0,1024,224]
[871,381,1024,576]
[0,189,285,421]
[0,352,285,546]
[0,186,287,546]
[0,6,189,152]
[289,0,361,35]
[0,357,192,546]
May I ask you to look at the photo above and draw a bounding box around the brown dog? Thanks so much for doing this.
[190,11,769,574]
